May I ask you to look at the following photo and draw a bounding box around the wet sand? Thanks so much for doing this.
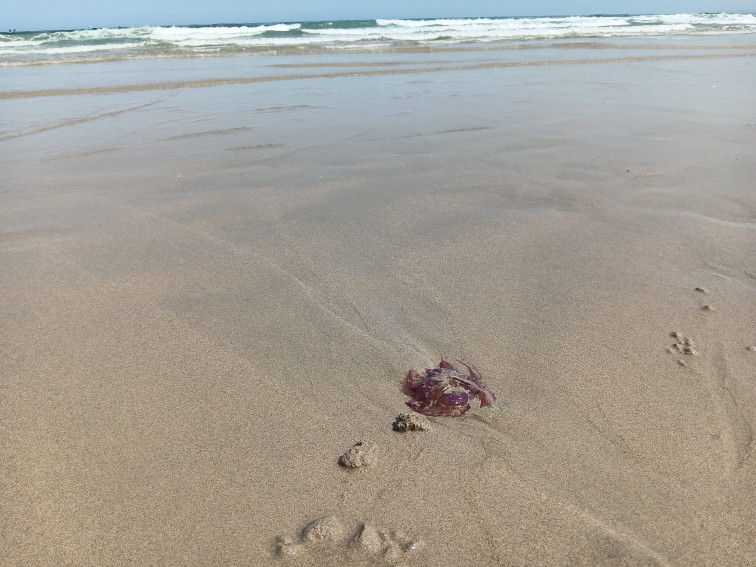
[2,42,756,565]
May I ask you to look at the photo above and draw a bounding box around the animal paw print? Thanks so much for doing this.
[668,331,697,366]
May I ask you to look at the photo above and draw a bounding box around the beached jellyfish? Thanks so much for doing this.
[402,360,496,417]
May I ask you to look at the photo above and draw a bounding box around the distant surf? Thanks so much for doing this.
[2,13,755,66]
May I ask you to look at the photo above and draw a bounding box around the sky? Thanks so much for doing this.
[5,1,755,31]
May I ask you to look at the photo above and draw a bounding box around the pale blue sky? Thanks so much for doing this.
[6,1,755,31]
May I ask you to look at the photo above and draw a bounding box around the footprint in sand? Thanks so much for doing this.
[667,286,717,366]
[668,331,697,366]
[274,515,423,565]
[695,285,715,312]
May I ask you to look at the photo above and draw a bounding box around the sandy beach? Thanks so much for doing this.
[2,39,756,566]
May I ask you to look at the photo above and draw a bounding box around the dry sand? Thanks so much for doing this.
[2,43,756,566]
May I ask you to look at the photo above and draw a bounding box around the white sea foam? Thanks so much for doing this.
[149,23,301,42]
[2,13,754,65]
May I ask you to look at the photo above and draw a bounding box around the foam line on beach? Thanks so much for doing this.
[3,51,756,100]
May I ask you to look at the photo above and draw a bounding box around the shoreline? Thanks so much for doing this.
[4,50,756,101]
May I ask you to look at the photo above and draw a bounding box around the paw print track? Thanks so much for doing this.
[668,331,697,366]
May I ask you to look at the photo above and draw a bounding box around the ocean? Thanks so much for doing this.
[2,13,756,67]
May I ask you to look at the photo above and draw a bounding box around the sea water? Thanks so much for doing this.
[2,13,756,67]
[2,12,755,161]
